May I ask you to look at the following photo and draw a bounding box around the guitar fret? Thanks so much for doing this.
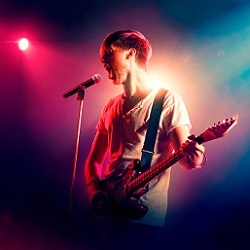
[128,149,185,193]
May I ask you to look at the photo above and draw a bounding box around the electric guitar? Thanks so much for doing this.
[101,115,238,221]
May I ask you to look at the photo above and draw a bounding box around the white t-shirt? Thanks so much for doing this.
[96,89,191,226]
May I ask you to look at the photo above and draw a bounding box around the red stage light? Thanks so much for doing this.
[18,38,29,51]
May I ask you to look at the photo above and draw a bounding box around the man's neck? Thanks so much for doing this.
[123,69,152,101]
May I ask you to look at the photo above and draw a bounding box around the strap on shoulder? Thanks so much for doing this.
[140,88,168,170]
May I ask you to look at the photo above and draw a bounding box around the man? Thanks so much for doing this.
[84,30,206,246]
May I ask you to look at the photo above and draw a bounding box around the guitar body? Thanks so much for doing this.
[101,160,149,221]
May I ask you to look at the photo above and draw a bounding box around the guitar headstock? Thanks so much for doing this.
[195,115,238,144]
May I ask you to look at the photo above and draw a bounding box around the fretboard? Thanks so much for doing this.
[127,148,185,193]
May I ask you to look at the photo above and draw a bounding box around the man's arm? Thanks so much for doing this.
[170,125,206,170]
[84,131,110,212]
[85,131,108,185]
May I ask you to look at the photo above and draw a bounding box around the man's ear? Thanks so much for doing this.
[126,48,136,59]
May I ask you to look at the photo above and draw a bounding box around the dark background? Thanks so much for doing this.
[1,0,250,249]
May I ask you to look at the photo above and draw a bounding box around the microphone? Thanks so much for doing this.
[63,74,102,98]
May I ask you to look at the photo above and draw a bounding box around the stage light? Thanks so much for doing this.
[18,38,29,51]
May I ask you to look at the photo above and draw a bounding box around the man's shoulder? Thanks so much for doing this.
[151,88,177,101]
[103,93,123,112]
[159,88,182,101]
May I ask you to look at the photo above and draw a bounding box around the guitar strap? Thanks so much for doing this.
[140,88,167,171]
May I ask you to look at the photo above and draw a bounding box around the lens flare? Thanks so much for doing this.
[18,38,29,51]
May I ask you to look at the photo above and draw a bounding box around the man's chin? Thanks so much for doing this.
[112,79,122,85]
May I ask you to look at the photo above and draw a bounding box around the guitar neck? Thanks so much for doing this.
[127,115,238,194]
[127,148,185,193]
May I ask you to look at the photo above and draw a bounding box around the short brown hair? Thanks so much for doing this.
[100,30,152,69]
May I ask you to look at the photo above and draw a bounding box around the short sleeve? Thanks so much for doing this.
[162,92,191,135]
[95,97,115,135]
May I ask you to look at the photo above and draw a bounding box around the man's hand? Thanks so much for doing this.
[183,134,206,169]
[86,179,111,215]
[90,190,111,215]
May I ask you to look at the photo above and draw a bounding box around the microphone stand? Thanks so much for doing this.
[66,87,85,237]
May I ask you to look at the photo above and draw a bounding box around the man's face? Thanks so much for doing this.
[100,44,131,85]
